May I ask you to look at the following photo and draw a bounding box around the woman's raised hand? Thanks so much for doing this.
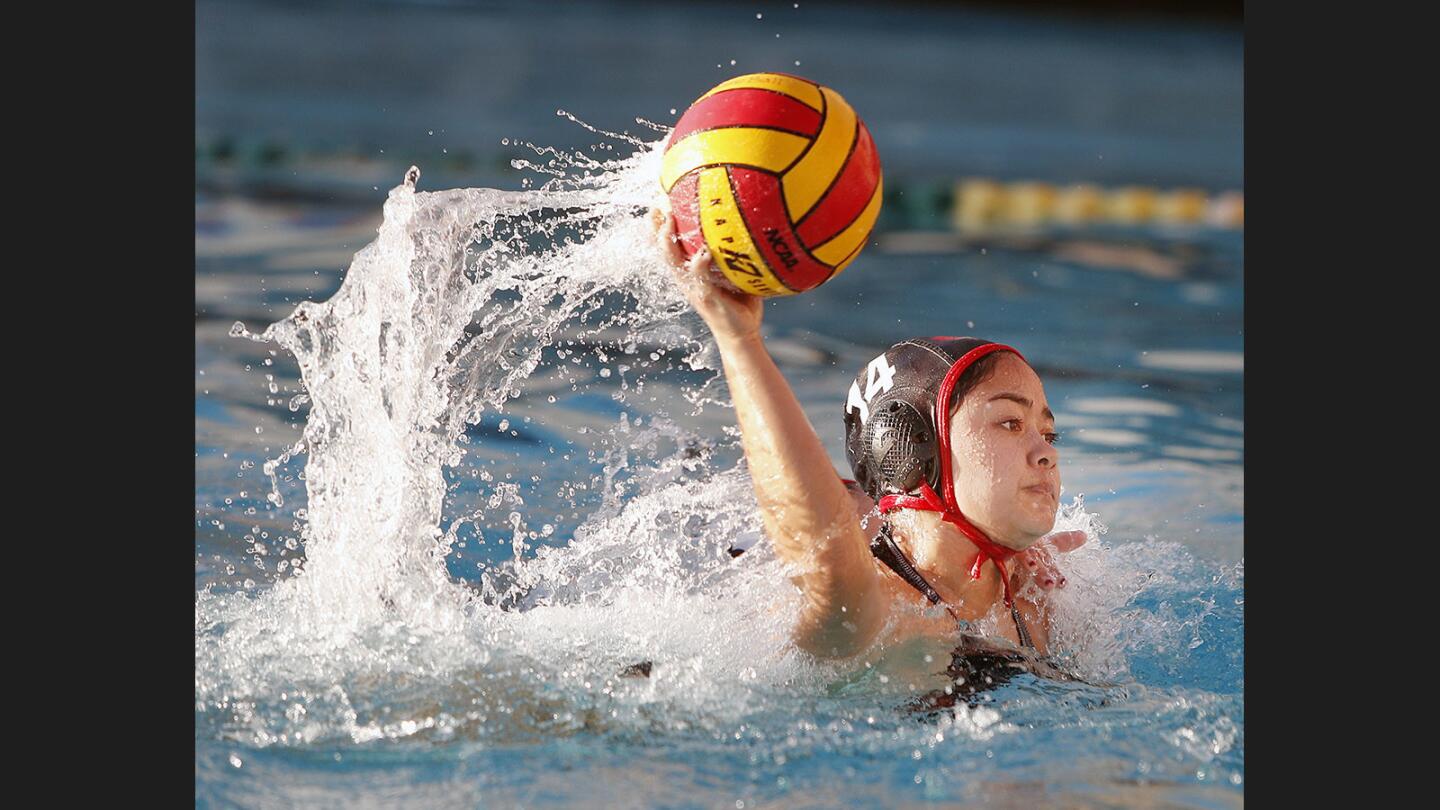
[651,205,764,346]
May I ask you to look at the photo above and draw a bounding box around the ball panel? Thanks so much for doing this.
[660,127,809,193]
[697,166,794,297]
[795,120,881,250]
[781,86,857,222]
[829,232,870,276]
[698,73,824,112]
[667,88,823,148]
[727,166,836,291]
[811,177,884,267]
[668,172,706,257]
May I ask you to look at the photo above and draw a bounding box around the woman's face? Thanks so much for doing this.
[948,353,1060,550]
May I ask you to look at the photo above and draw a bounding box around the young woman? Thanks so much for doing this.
[650,208,1085,682]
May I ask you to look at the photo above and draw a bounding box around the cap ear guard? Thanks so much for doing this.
[854,396,938,498]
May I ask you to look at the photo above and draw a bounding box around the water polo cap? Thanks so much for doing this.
[843,337,1034,646]
[843,337,1022,505]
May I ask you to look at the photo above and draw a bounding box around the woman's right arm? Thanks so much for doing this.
[652,208,888,658]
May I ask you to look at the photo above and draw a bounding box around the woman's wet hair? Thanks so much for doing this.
[944,351,1007,419]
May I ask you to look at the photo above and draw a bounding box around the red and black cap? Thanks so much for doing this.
[843,337,1023,508]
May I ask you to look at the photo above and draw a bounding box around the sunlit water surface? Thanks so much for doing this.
[196,132,1242,807]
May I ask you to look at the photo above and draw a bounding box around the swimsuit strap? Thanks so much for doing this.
[870,523,948,609]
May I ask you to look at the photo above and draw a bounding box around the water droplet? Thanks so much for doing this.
[729,59,737,66]
[756,12,763,18]
[794,60,801,66]
[229,754,243,768]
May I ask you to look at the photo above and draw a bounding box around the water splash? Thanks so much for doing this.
[196,132,821,743]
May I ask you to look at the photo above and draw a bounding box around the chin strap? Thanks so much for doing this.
[876,481,1034,649]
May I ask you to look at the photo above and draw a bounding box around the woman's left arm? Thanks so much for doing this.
[1018,530,1086,590]
[1013,530,1087,652]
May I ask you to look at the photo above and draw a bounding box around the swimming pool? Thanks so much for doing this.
[196,3,1241,806]
[196,154,1241,809]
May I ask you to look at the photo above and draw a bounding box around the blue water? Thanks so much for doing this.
[196,2,1242,806]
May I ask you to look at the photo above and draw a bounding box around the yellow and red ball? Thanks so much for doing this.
[660,73,883,297]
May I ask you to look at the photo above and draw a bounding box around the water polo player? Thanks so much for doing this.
[649,207,1085,670]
